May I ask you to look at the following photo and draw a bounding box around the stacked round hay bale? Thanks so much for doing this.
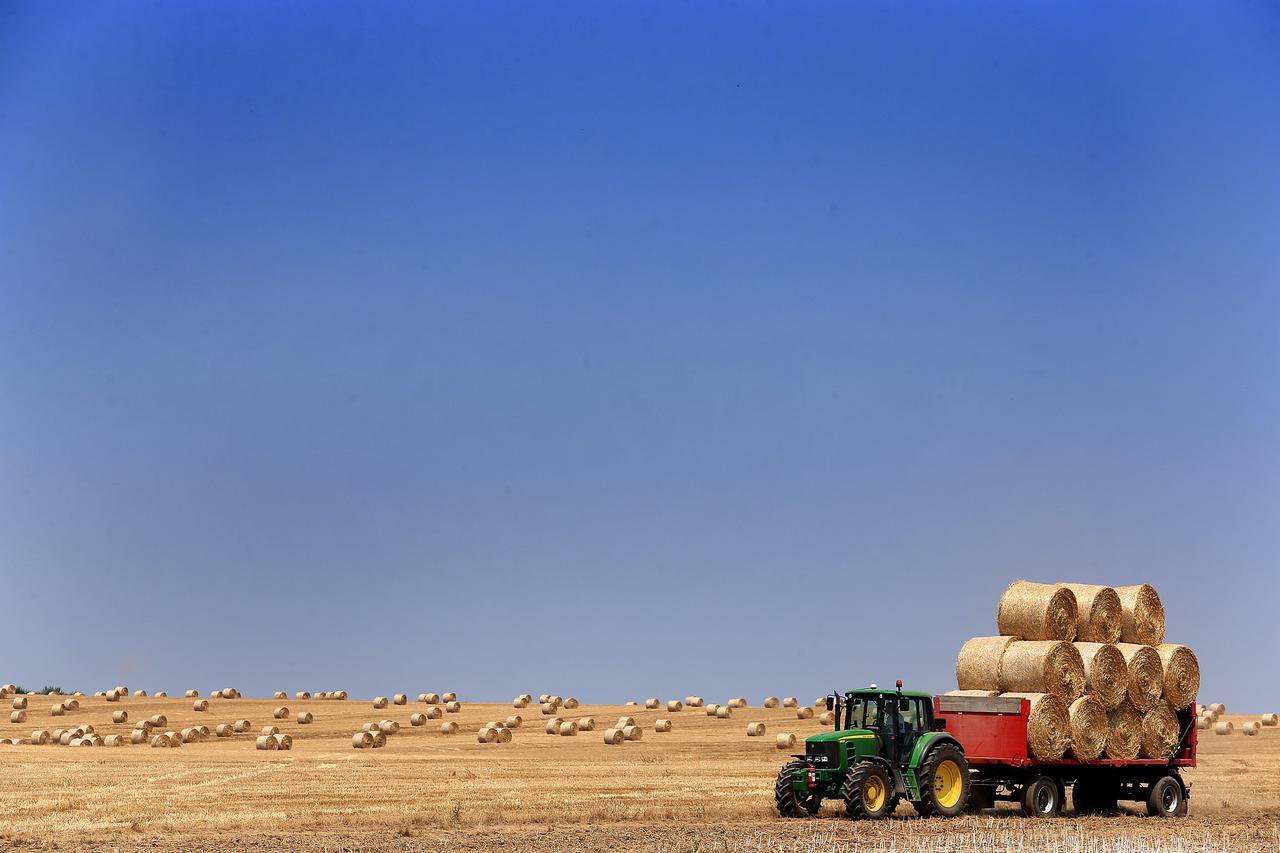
[999,693,1071,760]
[1140,702,1179,758]
[1058,583,1122,643]
[1065,696,1108,760]
[1115,584,1165,646]
[1116,644,1163,711]
[955,636,1020,692]
[997,580,1078,642]
[1072,643,1127,710]
[1155,644,1200,711]
[943,689,998,697]
[999,641,1085,701]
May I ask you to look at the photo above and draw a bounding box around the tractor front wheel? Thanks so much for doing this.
[841,761,893,820]
[914,744,970,818]
[774,760,821,818]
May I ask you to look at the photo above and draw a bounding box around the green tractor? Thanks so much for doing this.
[775,682,970,819]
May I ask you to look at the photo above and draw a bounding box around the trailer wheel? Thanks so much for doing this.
[841,761,893,820]
[914,743,970,818]
[1146,775,1186,818]
[1021,775,1061,818]
[774,760,821,818]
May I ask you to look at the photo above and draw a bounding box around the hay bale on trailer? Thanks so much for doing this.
[1072,642,1127,710]
[1066,696,1107,760]
[1114,584,1165,646]
[997,580,1078,641]
[1155,644,1200,710]
[1116,644,1163,711]
[1059,583,1122,643]
[1140,702,1179,759]
[999,692,1071,761]
[1105,700,1142,760]
[955,635,1020,693]
[999,640,1085,702]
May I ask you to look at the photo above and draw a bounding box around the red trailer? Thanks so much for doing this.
[933,695,1196,817]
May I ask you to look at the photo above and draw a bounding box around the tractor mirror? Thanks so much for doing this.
[825,697,835,711]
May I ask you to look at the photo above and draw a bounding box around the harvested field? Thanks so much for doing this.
[0,694,1276,851]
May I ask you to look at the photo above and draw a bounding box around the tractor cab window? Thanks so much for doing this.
[844,696,882,731]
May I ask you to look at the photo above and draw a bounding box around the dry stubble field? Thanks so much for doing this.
[1,693,1278,852]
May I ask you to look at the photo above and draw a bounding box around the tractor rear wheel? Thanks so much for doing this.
[774,760,821,818]
[841,761,893,820]
[914,744,970,818]
[1021,775,1062,818]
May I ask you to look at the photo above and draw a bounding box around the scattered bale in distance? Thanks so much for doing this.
[1261,714,1278,727]
[622,725,643,741]
[818,711,834,725]
[705,704,720,716]
[1208,703,1225,715]
[130,730,148,744]
[260,726,279,737]
[666,700,683,712]
[1242,722,1260,737]
[1117,644,1163,711]
[763,697,779,709]
[369,730,387,748]
[564,698,579,709]
[185,690,199,698]
[154,691,167,698]
[273,707,289,720]
[645,698,660,709]
[295,691,311,700]
[361,722,378,732]
[273,691,287,700]
[782,697,797,708]
[58,731,73,745]
[12,697,27,710]
[1196,715,1212,730]
[512,696,528,708]
[997,580,1078,641]
[1059,583,1123,644]
[1155,644,1200,710]
[578,717,595,732]
[112,710,128,724]
[180,728,200,743]
[796,707,813,720]
[296,712,313,724]
[545,718,563,734]
[82,724,95,734]
[378,720,399,735]
[410,713,427,726]
[1114,584,1165,646]
[1215,721,1234,736]
[373,697,388,709]
[1067,696,1108,760]
[425,707,442,720]
[747,722,766,737]
[955,635,1021,692]
[31,730,50,745]
[256,735,279,750]
[548,695,563,706]
[445,701,461,713]
[215,724,233,737]
[617,716,636,728]
[1001,692,1071,761]
[193,700,209,712]
[197,725,210,737]
[440,721,458,734]
[685,696,704,708]
[541,703,558,715]
[352,732,373,748]
[537,694,550,703]
[477,726,496,744]
[10,711,26,724]
[625,701,638,706]
[150,733,172,748]
[150,714,168,727]
[50,704,65,716]
[505,715,522,728]
[716,706,732,719]
[654,719,672,733]
[233,720,251,733]
[1073,643,1127,710]
[442,692,457,702]
[335,691,348,700]
[603,728,624,745]
[776,732,796,749]
[273,733,292,750]
[999,640,1085,701]
[393,694,407,705]
[559,721,578,736]
[1140,702,1179,759]
[64,699,80,711]
[133,690,147,698]
[496,726,512,743]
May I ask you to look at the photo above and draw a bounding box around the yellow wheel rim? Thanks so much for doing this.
[864,774,886,812]
[933,759,962,809]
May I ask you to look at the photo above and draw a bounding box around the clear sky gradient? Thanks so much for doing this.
[1,2,1277,709]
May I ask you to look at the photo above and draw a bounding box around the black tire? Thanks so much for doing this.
[1022,775,1062,818]
[775,760,821,818]
[1147,775,1186,818]
[964,785,995,814]
[841,761,893,820]
[915,743,970,818]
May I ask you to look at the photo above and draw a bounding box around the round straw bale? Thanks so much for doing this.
[82,724,94,734]
[423,693,440,704]
[1000,640,1085,701]
[776,732,796,749]
[537,694,549,703]
[1066,696,1107,760]
[666,700,683,712]
[541,702,558,715]
[58,731,73,745]
[233,719,250,732]
[445,701,461,713]
[518,694,533,704]
[622,725,643,741]
[256,735,278,750]
[52,728,67,741]
[393,694,407,705]
[617,716,636,728]
[564,698,579,709]
[943,689,999,697]
[197,725,211,737]
[781,697,797,708]
[655,719,672,733]
[1114,584,1165,646]
[559,721,578,736]
[1195,714,1212,730]
[425,706,442,719]
[814,698,826,708]
[548,695,563,706]
[273,691,286,700]
[1116,643,1163,711]
[1140,702,1179,759]
[273,706,289,719]
[1215,720,1233,735]
[645,698,660,709]
[513,697,528,708]
[1242,722,1260,736]
[997,580,1078,641]
[131,730,148,744]
[442,692,457,702]
[372,696,388,709]
[260,725,279,737]
[378,720,399,735]
[496,726,512,743]
[154,691,167,698]
[686,696,704,707]
[1208,702,1225,715]
[603,728,624,744]
[1261,714,1278,726]
[410,713,427,726]
[193,700,209,712]
[369,730,387,747]
[165,731,183,748]
[352,731,373,748]
[50,704,65,716]
[505,715,522,728]
[955,635,1020,692]
[626,700,638,706]
[12,696,27,710]
[477,727,496,744]
[336,691,348,700]
[578,717,595,731]
[216,724,233,737]
[747,722,766,736]
[295,691,311,700]
[184,690,198,698]
[31,730,50,745]
[180,728,199,743]
[273,733,292,750]
[763,697,779,708]
[134,690,147,697]
[818,711,834,725]
[95,691,107,698]
[796,706,813,720]
[112,710,128,724]
[361,722,378,732]
[716,705,732,719]
[440,721,458,734]
[10,710,26,723]
[149,714,167,727]
[1001,692,1070,760]
[1155,644,1200,710]
[296,712,313,724]
[1072,642,1127,710]
[545,718,563,734]
[66,698,80,710]
[1060,583,1123,643]
[705,705,720,716]
[150,734,171,748]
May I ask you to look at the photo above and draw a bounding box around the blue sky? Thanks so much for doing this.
[1,2,1277,709]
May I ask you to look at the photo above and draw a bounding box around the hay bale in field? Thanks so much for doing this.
[513,696,529,708]
[273,706,289,719]
[295,691,311,700]
[50,704,65,716]
[626,700,639,706]
[1261,714,1278,727]
[1208,702,1225,715]
[233,719,251,732]
[154,691,167,698]
[477,727,496,744]
[559,721,578,736]
[65,698,80,710]
[655,719,672,733]
[58,731,74,745]
[1073,643,1127,710]
[1059,583,1123,644]
[538,694,550,703]
[10,710,26,723]
[256,735,279,750]
[547,695,563,706]
[31,730,50,745]
[411,713,427,726]
[645,698,660,709]
[193,700,209,712]
[112,710,128,724]
[622,724,643,741]
[955,635,1020,692]
[603,728,625,745]
[296,712,313,725]
[185,690,199,698]
[505,715,522,728]
[1155,644,1200,710]
[273,691,286,700]
[181,728,201,743]
[495,726,512,743]
[1114,584,1165,646]
[814,698,826,709]
[440,721,458,734]
[361,722,379,732]
[747,722,766,737]
[541,702,558,715]
[81,724,95,734]
[445,701,461,713]
[1104,700,1141,760]
[617,716,636,728]
[130,730,148,744]
[1195,715,1212,730]
[818,711,834,725]
[197,725,210,737]
[425,706,442,720]
[373,696,388,709]
[393,694,407,705]
[763,697,779,709]
[260,726,279,737]
[335,690,348,700]
[352,731,373,748]
[705,704,720,716]
[369,730,387,748]
[442,692,457,702]
[215,724,233,737]
[150,714,168,727]
[716,705,732,719]
[545,717,563,734]
[1066,696,1107,760]
[421,693,440,704]
[1116,643,1163,711]
[11,696,27,710]
[1140,702,1179,759]
[796,707,813,720]
[1215,720,1233,736]
[578,717,595,732]
[273,733,292,750]
[1001,692,1070,761]
[150,733,171,748]
[378,720,399,735]
[666,700,683,712]
[1242,722,1260,736]
[776,732,796,749]
[564,698,579,709]
[944,689,999,697]
[1000,640,1085,702]
[685,696,704,708]
[781,697,797,708]
[997,580,1078,641]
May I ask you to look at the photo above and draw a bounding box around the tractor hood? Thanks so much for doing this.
[806,728,876,744]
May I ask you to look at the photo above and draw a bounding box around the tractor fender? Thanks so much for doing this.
[910,732,963,768]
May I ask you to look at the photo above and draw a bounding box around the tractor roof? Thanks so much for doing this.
[843,688,933,700]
